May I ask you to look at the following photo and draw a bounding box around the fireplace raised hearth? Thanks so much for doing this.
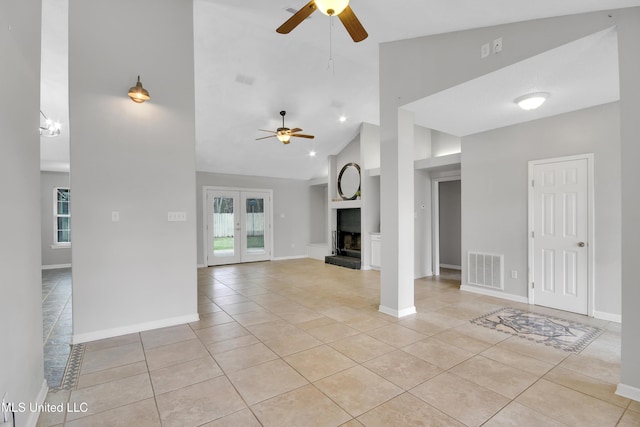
[325,208,361,269]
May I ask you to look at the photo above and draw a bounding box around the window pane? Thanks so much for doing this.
[57,217,70,231]
[58,230,70,243]
[57,188,70,202]
[57,201,69,215]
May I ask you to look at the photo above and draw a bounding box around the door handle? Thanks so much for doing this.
[578,242,586,247]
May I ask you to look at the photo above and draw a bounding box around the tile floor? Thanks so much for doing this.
[37,259,638,426]
[42,268,73,388]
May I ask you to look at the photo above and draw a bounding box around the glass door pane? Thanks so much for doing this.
[213,196,235,258]
[245,197,265,254]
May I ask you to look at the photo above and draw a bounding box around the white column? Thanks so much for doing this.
[617,8,640,401]
[379,108,416,317]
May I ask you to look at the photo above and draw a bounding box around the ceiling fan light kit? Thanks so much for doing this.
[256,110,315,144]
[315,0,349,16]
[276,0,368,43]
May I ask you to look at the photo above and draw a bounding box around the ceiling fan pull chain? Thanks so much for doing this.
[327,15,335,75]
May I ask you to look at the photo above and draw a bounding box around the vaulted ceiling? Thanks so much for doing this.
[40,0,640,178]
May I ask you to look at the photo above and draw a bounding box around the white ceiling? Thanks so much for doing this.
[40,0,640,178]
[403,27,620,136]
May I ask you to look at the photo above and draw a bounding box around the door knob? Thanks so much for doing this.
[578,242,585,247]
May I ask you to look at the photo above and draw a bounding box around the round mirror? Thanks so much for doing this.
[338,162,361,200]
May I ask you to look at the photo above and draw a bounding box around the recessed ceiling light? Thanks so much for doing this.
[309,150,317,157]
[339,115,347,122]
[514,92,549,111]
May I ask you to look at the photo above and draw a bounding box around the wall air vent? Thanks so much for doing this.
[467,252,504,290]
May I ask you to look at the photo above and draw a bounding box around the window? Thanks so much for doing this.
[54,187,70,245]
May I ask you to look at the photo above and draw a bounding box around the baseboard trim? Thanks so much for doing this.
[272,255,307,261]
[41,263,71,270]
[593,311,622,323]
[27,379,49,427]
[440,264,461,270]
[616,383,640,402]
[197,264,206,268]
[379,305,417,318]
[460,285,529,304]
[72,313,200,344]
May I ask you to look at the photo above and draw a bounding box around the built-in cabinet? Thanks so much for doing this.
[370,233,381,269]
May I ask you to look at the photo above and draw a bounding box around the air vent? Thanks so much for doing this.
[467,252,503,290]
[285,7,312,18]
[235,74,255,86]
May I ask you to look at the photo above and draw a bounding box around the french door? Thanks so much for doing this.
[206,188,272,266]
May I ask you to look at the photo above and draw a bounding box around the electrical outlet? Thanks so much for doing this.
[481,43,490,58]
[111,211,120,222]
[493,37,503,53]
[511,270,518,279]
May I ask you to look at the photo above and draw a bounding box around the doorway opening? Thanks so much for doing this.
[432,176,461,280]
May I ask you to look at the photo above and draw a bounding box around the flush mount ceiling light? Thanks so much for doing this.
[40,110,61,137]
[339,115,347,122]
[515,92,549,111]
[128,75,150,103]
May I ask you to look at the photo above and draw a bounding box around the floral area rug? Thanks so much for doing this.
[470,307,603,353]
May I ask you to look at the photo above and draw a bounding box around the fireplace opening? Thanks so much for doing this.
[326,208,361,269]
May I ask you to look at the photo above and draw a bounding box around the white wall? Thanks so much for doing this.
[41,171,71,267]
[69,0,198,342]
[414,125,432,161]
[309,184,327,244]
[0,0,46,423]
[196,172,310,265]
[439,180,461,267]
[431,130,461,157]
[414,170,432,278]
[462,103,621,314]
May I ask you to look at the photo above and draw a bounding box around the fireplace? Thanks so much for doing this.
[326,208,361,269]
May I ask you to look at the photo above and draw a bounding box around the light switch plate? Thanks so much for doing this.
[168,211,187,222]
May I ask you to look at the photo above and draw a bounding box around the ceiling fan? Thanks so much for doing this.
[276,0,368,43]
[256,111,315,144]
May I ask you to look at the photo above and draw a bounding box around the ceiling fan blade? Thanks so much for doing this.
[256,135,277,140]
[338,5,368,42]
[289,128,303,133]
[291,134,315,139]
[276,1,317,34]
[258,129,277,134]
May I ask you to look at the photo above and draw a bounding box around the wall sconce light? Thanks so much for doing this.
[128,75,150,103]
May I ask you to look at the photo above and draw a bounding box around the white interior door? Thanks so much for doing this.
[532,158,589,314]
[206,189,271,266]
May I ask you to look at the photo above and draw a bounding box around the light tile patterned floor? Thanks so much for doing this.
[37,259,637,426]
[42,268,73,388]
